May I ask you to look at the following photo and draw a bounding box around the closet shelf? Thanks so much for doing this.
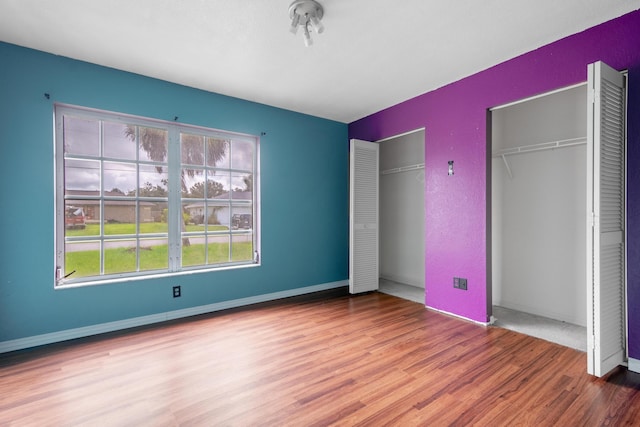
[493,136,587,180]
[381,163,424,175]
[492,136,587,158]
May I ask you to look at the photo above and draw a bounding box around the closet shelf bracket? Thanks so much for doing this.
[501,154,513,180]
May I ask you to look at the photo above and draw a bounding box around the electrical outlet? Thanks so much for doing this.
[453,277,468,290]
[173,285,181,298]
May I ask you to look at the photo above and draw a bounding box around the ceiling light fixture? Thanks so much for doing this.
[289,0,324,47]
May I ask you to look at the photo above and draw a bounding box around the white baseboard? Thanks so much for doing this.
[0,280,348,354]
[629,357,640,374]
[426,305,491,326]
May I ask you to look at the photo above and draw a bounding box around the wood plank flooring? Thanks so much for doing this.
[1,289,640,426]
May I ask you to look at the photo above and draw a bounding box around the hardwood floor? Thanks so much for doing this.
[1,289,640,426]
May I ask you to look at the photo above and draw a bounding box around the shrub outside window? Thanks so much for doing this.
[55,104,259,287]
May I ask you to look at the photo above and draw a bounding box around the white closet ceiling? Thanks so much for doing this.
[0,0,638,123]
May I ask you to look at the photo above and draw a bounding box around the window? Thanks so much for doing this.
[55,104,259,286]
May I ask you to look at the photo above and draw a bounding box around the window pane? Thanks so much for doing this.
[231,139,253,170]
[206,171,230,197]
[207,137,229,168]
[138,127,168,162]
[205,176,226,198]
[206,206,227,229]
[181,134,204,166]
[65,241,100,279]
[104,121,137,160]
[104,161,136,196]
[182,169,206,198]
[212,203,230,228]
[141,202,168,234]
[64,116,99,156]
[207,235,230,264]
[232,233,253,262]
[182,235,205,267]
[104,202,136,232]
[64,201,100,237]
[65,159,100,193]
[104,240,137,274]
[139,165,168,197]
[184,201,205,226]
[140,237,168,271]
[231,207,252,230]
[231,172,252,196]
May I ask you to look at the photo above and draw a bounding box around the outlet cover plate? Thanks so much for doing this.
[453,277,468,290]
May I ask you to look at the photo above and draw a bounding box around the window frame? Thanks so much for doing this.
[54,104,260,288]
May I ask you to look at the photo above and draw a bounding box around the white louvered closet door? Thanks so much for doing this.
[349,139,379,294]
[587,61,627,377]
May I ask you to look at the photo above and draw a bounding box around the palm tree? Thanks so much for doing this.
[243,174,253,192]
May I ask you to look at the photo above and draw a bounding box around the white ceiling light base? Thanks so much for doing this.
[289,0,324,47]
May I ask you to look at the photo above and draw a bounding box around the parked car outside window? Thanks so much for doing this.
[232,214,252,229]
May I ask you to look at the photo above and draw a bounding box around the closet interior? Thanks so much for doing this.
[491,84,587,350]
[378,130,425,304]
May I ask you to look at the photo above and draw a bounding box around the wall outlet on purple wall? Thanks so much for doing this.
[453,277,467,290]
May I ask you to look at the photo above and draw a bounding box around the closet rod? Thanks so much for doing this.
[492,136,586,158]
[381,163,424,176]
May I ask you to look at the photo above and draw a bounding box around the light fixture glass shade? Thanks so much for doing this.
[303,24,313,47]
[310,16,324,34]
[289,0,324,46]
[290,13,300,34]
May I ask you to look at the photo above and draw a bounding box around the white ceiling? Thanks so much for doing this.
[1,0,639,123]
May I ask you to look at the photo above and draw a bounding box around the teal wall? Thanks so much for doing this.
[0,42,349,343]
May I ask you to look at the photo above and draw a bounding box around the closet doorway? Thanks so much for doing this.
[490,84,588,350]
[378,129,425,304]
[491,61,627,377]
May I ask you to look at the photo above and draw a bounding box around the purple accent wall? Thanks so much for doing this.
[349,10,640,358]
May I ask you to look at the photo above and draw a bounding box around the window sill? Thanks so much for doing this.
[55,262,261,290]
